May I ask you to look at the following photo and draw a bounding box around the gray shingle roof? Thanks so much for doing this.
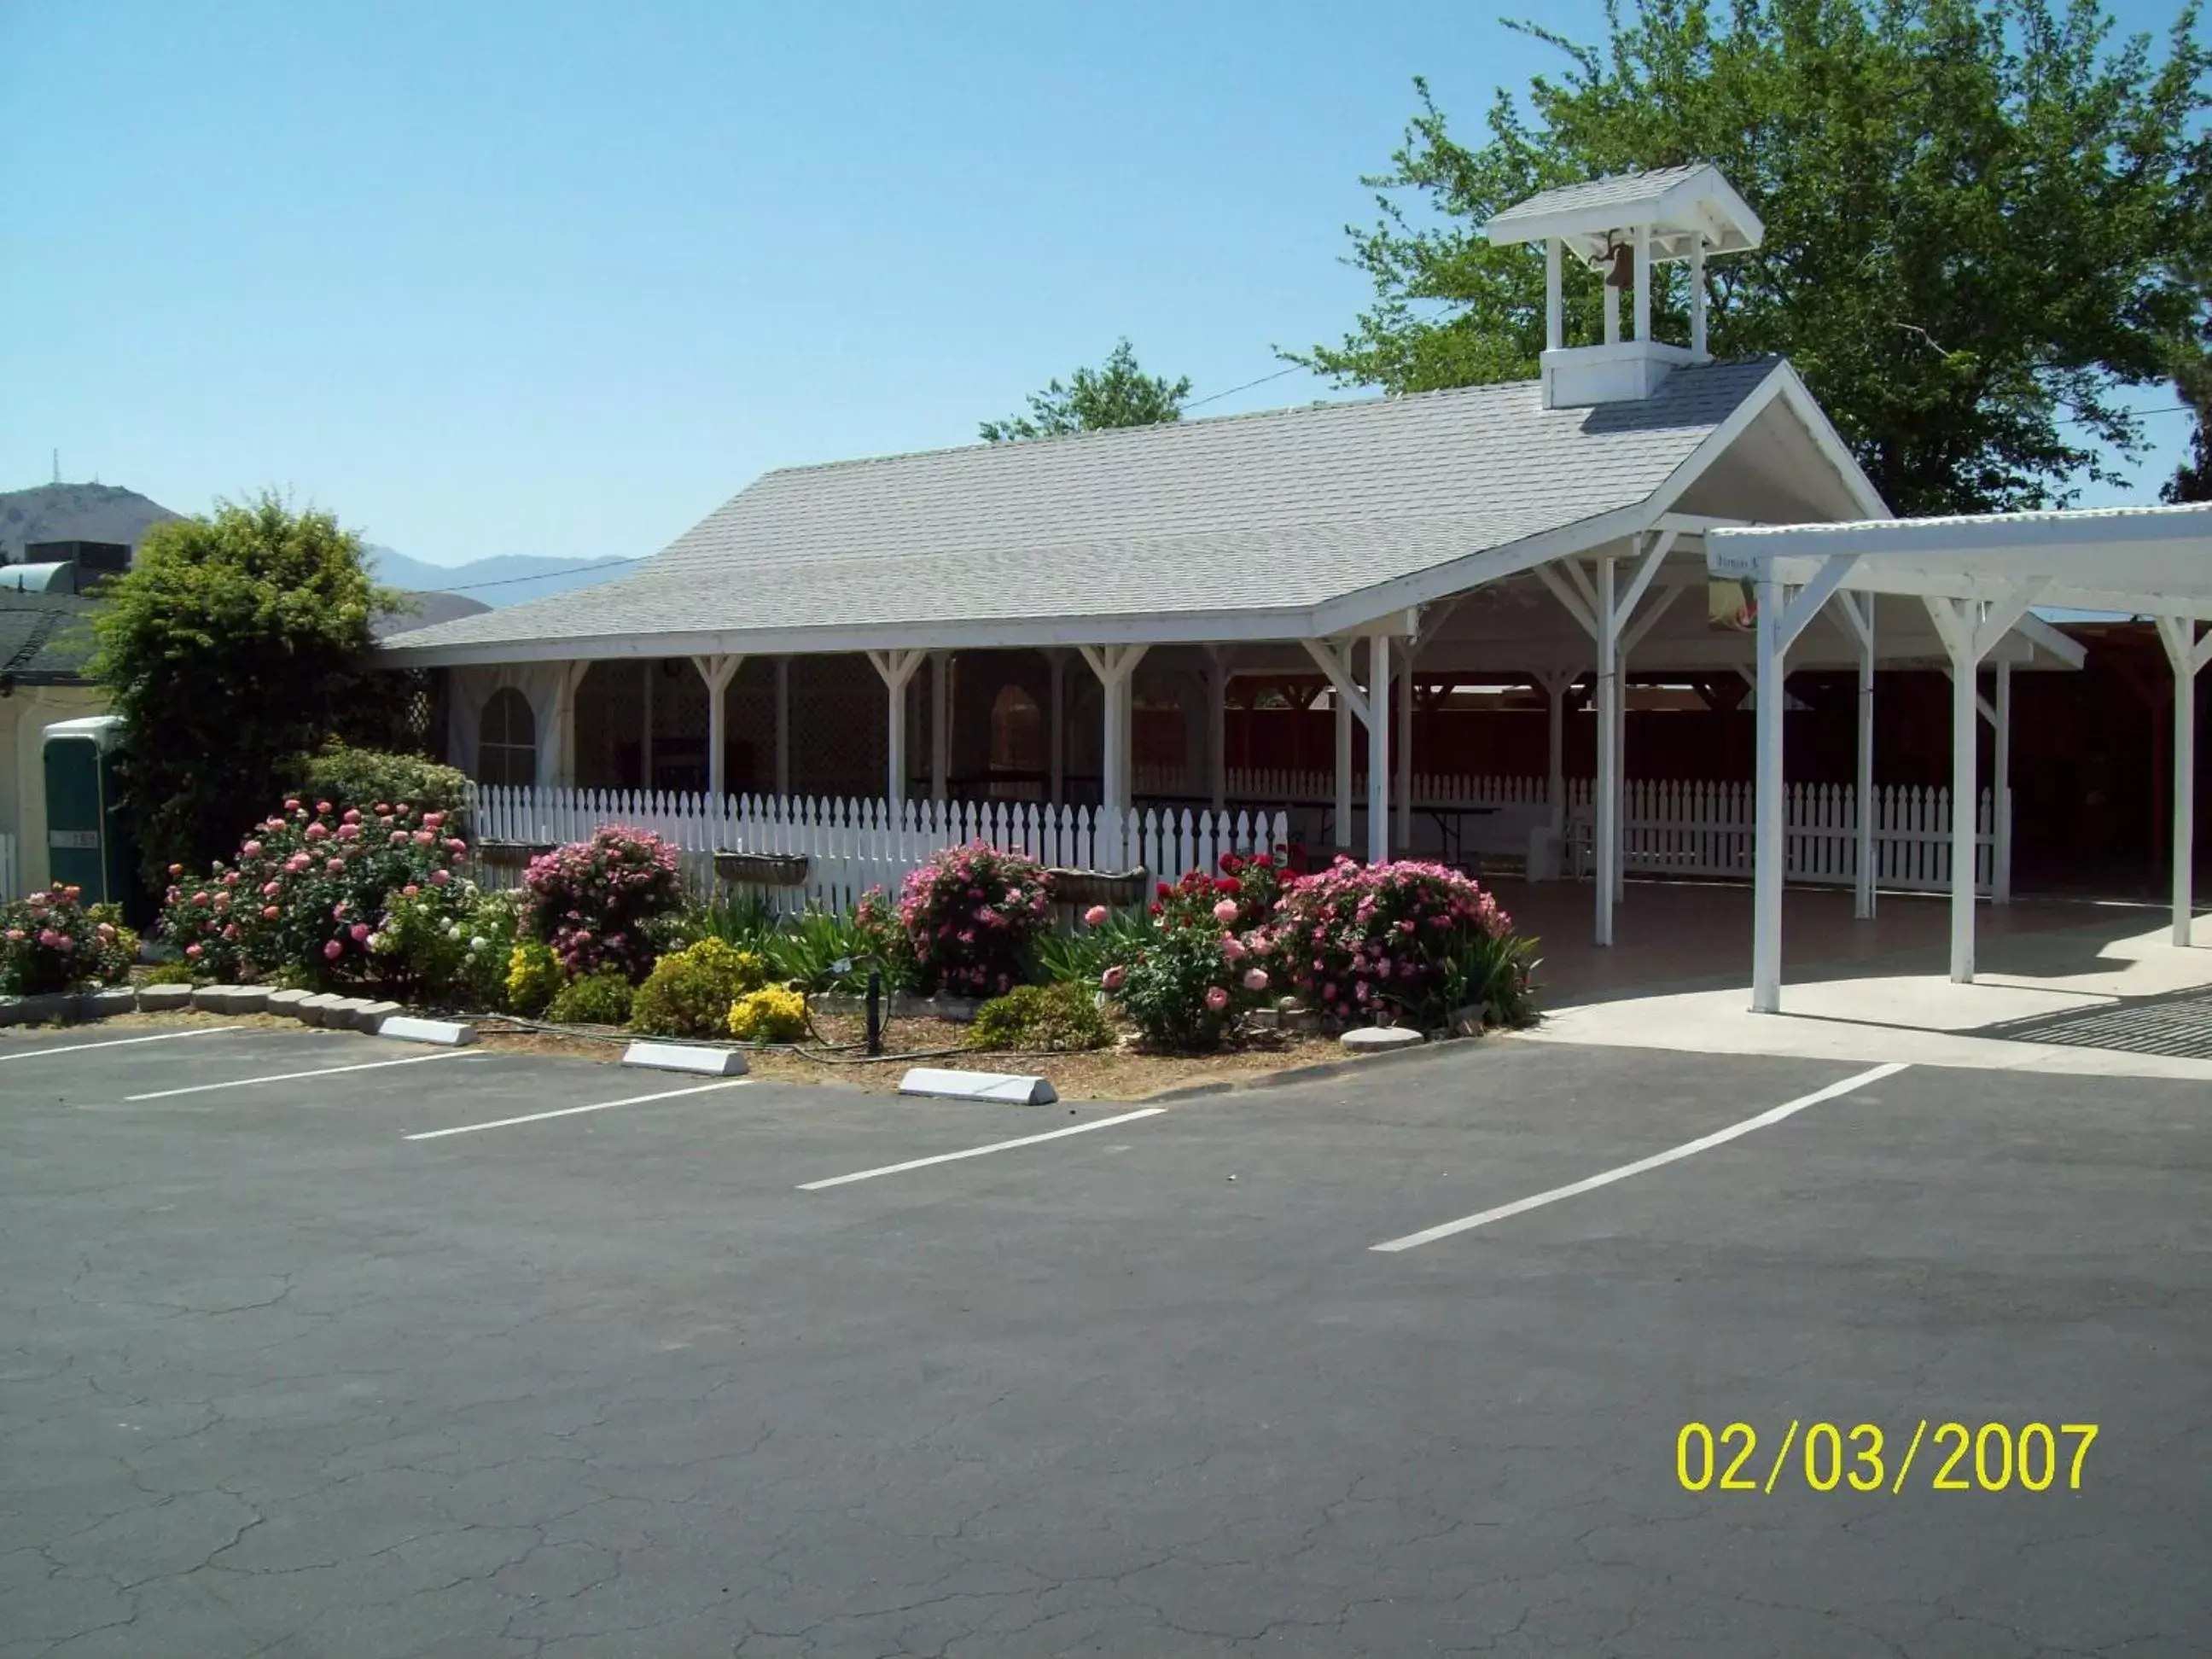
[0,592,100,684]
[381,358,1784,661]
[1484,165,1712,232]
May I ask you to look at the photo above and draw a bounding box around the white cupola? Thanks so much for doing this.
[1483,163,1763,409]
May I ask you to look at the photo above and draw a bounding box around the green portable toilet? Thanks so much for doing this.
[41,715,134,909]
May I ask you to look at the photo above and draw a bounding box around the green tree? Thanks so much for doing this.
[981,339,1192,442]
[90,492,398,883]
[1296,0,2211,515]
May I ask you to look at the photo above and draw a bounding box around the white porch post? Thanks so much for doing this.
[1612,639,1629,905]
[1751,574,1784,1012]
[866,649,926,810]
[1595,556,1618,946]
[1632,223,1651,343]
[1923,582,2045,985]
[2156,616,2212,946]
[1079,644,1149,866]
[1539,670,1575,836]
[1048,650,1066,802]
[1544,236,1563,351]
[550,661,587,788]
[1394,649,1414,847]
[1334,675,1353,853]
[640,660,655,790]
[1993,661,2013,905]
[1368,632,1393,864]
[689,655,742,803]
[1689,234,1708,358]
[773,658,790,796]
[1204,648,1231,811]
[929,651,950,801]
[1833,591,1877,921]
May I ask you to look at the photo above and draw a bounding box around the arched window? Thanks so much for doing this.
[989,684,1043,776]
[478,688,538,787]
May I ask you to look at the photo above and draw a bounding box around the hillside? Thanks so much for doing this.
[365,546,638,607]
[0,482,182,561]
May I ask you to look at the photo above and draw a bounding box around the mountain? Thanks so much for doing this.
[364,547,638,608]
[0,483,182,562]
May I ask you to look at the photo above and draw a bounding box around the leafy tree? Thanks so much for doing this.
[2168,323,2212,501]
[1295,0,2212,515]
[981,339,1192,442]
[90,492,400,883]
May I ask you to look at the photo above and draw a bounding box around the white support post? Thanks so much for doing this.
[1993,660,2013,905]
[866,649,927,810]
[1368,631,1392,864]
[640,659,655,790]
[1613,640,1629,905]
[1540,671,1575,836]
[1395,649,1414,847]
[1632,223,1651,343]
[929,651,950,801]
[1595,556,1618,946]
[1048,650,1066,803]
[1751,575,1785,1013]
[1604,265,1621,346]
[1948,632,1979,982]
[1079,644,1150,866]
[550,661,587,788]
[2156,616,2212,946]
[1854,598,1876,919]
[1689,234,1708,359]
[689,655,742,804]
[1205,647,1230,812]
[774,657,790,796]
[1545,237,1563,352]
[1334,673,1353,853]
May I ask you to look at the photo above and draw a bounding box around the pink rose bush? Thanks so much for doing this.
[889,841,1051,997]
[1104,852,1288,1051]
[521,825,684,981]
[1257,857,1531,1030]
[0,886,136,996]
[158,798,468,988]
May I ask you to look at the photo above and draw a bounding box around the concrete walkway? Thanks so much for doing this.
[1499,878,2212,1079]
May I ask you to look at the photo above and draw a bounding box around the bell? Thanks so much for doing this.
[1604,242,1635,289]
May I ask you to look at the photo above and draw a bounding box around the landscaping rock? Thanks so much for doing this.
[137,983,196,1014]
[190,983,239,1013]
[296,992,346,1027]
[1283,1010,1321,1034]
[1448,1003,1487,1039]
[79,987,138,1019]
[264,988,312,1016]
[1340,1024,1425,1053]
[1243,1008,1280,1030]
[322,998,376,1031]
[355,1001,403,1033]
[0,992,75,1027]
[224,987,271,1016]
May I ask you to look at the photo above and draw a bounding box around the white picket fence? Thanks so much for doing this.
[1606,780,1999,894]
[467,786,1291,913]
[0,831,17,901]
[1137,765,1550,807]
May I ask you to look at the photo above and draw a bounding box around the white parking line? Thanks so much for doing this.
[405,1079,749,1140]
[798,1106,1168,1190]
[1371,1062,1910,1253]
[0,1027,234,1062]
[125,1049,484,1101]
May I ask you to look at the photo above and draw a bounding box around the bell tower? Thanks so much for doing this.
[1483,164,1763,409]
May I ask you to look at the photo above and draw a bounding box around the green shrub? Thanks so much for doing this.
[966,983,1114,1052]
[631,939,768,1037]
[139,960,201,986]
[545,968,634,1027]
[761,906,883,992]
[890,841,1051,996]
[1439,929,1540,1030]
[296,741,472,829]
[504,940,564,1016]
[521,826,684,981]
[672,888,778,952]
[0,886,135,995]
[728,984,808,1043]
[1113,923,1249,1052]
[1029,905,1150,987]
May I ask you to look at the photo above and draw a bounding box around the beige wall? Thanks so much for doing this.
[0,686,110,896]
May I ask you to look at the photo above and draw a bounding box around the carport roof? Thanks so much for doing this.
[1708,503,2212,620]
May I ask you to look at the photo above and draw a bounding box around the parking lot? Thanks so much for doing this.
[3,1022,2209,1658]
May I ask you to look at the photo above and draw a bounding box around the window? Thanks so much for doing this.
[478,688,538,787]
[989,684,1044,776]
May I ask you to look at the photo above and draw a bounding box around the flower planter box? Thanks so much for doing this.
[477,840,555,870]
[713,850,811,888]
[1046,867,1148,909]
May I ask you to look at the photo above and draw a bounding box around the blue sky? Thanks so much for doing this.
[2,0,2197,570]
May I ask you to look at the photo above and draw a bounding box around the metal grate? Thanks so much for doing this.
[1982,991,2212,1060]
